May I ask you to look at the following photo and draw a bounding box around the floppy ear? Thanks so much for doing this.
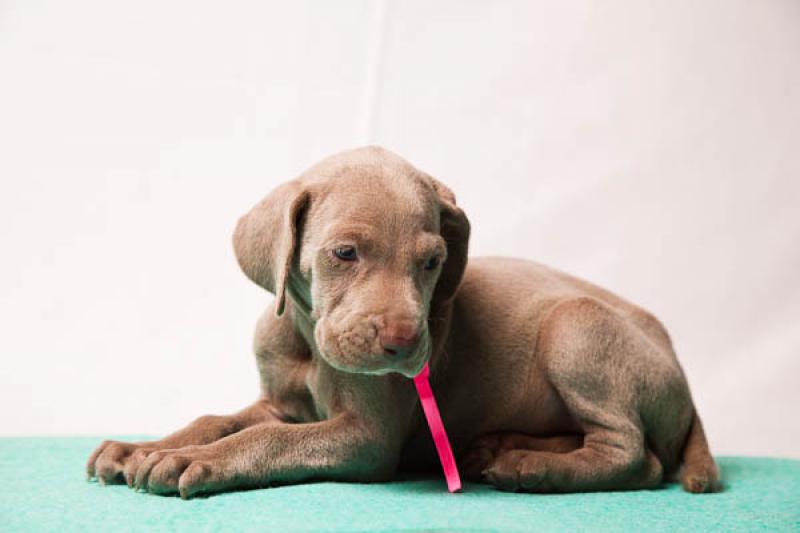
[428,177,471,304]
[233,180,309,317]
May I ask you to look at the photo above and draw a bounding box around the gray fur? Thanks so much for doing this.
[87,146,719,498]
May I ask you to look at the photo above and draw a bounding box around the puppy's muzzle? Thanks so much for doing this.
[379,315,420,359]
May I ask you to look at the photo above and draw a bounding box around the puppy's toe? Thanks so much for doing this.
[483,450,524,492]
[93,442,134,485]
[134,450,167,492]
[483,450,547,493]
[124,448,153,488]
[178,461,218,500]
[87,440,111,479]
[461,433,516,482]
[95,463,125,486]
[148,455,192,495]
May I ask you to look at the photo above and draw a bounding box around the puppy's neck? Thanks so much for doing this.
[426,299,456,378]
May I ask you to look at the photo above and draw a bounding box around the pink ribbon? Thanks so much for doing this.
[413,362,462,493]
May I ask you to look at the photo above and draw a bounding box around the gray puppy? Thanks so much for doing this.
[87,146,720,498]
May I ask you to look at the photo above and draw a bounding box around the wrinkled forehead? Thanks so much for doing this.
[310,168,440,238]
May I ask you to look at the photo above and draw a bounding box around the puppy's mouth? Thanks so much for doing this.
[326,345,429,378]
[372,345,429,378]
[315,322,431,378]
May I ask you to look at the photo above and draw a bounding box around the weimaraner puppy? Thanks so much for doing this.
[87,146,720,498]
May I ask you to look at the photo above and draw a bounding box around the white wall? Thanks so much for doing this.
[1,0,798,458]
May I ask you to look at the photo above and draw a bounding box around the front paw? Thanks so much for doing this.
[87,440,156,486]
[133,445,232,499]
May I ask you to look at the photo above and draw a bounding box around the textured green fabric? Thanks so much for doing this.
[1,437,798,532]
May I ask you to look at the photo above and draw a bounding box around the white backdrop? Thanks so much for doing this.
[1,1,798,459]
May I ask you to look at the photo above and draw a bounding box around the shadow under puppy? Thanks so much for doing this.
[87,146,720,498]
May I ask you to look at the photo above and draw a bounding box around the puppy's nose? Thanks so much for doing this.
[380,319,419,357]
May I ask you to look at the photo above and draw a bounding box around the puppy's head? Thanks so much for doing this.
[234,146,470,377]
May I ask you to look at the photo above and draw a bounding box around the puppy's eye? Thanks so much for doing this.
[424,255,441,270]
[334,246,358,261]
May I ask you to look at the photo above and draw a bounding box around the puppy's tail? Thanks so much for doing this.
[679,408,721,493]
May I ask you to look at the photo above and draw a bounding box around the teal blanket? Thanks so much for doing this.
[1,438,798,532]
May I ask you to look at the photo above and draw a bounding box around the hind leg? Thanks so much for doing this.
[460,433,583,481]
[482,297,668,493]
[483,431,664,492]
